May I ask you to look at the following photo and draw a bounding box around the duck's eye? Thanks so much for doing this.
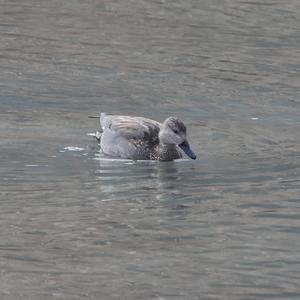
[173,129,179,134]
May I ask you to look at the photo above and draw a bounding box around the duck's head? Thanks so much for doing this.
[159,117,196,159]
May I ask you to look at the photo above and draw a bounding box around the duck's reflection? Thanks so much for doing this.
[93,155,158,197]
[93,155,188,209]
[155,161,192,220]
[155,161,183,202]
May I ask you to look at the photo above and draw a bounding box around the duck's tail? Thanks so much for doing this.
[88,113,103,143]
[88,112,107,128]
[87,131,102,142]
[88,114,101,127]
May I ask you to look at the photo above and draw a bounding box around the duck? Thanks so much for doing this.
[90,113,196,161]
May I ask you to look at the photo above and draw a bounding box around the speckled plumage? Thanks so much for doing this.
[95,113,196,161]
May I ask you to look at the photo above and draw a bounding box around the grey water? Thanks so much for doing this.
[1,0,300,299]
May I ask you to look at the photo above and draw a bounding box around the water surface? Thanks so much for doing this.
[1,0,300,299]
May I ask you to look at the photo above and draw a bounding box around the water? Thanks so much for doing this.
[1,0,300,299]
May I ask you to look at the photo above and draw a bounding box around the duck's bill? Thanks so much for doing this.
[179,141,197,160]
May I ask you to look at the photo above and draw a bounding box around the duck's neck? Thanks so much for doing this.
[155,143,182,161]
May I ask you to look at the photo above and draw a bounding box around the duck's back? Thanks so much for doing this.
[100,113,161,159]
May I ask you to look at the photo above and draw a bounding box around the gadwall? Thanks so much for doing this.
[90,113,196,161]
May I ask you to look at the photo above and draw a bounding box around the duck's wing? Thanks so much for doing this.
[100,113,161,146]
